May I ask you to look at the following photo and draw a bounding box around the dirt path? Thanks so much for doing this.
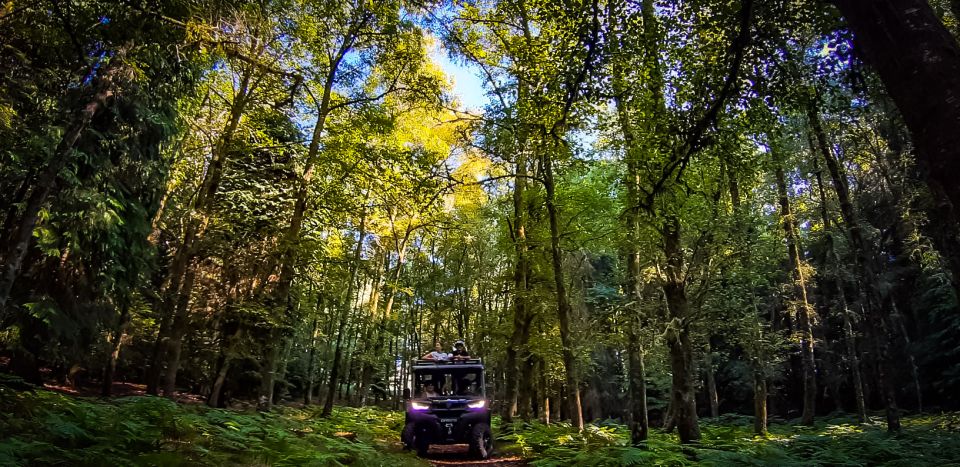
[426,445,526,466]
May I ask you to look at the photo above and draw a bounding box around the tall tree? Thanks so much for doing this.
[771,139,817,426]
[831,0,960,299]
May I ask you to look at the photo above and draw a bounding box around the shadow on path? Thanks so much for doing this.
[427,444,526,466]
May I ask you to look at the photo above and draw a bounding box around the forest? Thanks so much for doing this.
[2,0,960,465]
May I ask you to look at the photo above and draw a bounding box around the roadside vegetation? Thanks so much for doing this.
[501,414,960,466]
[3,380,959,466]
[0,379,416,467]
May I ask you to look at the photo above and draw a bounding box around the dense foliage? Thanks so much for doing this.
[3,382,959,466]
[3,0,960,463]
[509,414,960,466]
[0,380,417,466]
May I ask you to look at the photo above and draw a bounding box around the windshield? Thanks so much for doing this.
[413,368,482,398]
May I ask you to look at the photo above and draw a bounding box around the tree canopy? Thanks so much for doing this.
[3,0,960,461]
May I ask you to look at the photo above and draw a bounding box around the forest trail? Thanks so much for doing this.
[426,445,526,466]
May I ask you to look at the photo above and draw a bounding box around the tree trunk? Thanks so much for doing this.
[611,3,650,438]
[661,216,700,443]
[705,347,720,418]
[261,41,354,411]
[162,262,198,397]
[503,140,529,422]
[832,0,960,300]
[537,356,551,424]
[340,311,359,405]
[322,205,368,417]
[153,67,252,396]
[773,147,817,425]
[102,304,131,397]
[257,256,293,407]
[305,315,320,405]
[811,104,901,431]
[274,337,293,403]
[518,353,536,420]
[146,310,173,395]
[541,151,584,431]
[0,69,119,316]
[208,356,232,408]
[813,169,869,423]
[324,310,350,414]
[753,369,768,435]
[890,299,922,412]
[627,330,649,443]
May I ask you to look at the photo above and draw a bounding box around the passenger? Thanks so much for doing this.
[457,378,476,396]
[450,340,471,360]
[422,342,450,361]
[421,382,439,398]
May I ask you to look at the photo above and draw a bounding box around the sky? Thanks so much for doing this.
[428,40,489,112]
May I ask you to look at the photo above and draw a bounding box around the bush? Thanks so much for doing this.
[0,386,422,466]
[3,384,958,467]
[498,413,960,466]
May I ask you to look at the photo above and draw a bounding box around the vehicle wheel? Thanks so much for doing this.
[405,423,430,457]
[401,422,415,450]
[415,433,430,458]
[468,422,493,459]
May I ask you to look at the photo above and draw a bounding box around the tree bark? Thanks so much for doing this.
[0,66,119,316]
[811,104,901,431]
[541,151,584,431]
[661,216,700,443]
[102,304,131,397]
[152,66,252,396]
[304,315,320,406]
[772,147,817,426]
[627,330,649,443]
[611,0,651,438]
[322,204,367,417]
[503,139,530,423]
[536,356,551,424]
[890,299,922,412]
[813,169,869,423]
[705,347,720,418]
[832,0,960,300]
[753,369,768,435]
[518,352,536,420]
[162,262,198,397]
[208,356,232,408]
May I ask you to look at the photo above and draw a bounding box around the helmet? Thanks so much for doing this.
[454,339,465,347]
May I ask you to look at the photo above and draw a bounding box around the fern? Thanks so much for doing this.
[3,385,960,466]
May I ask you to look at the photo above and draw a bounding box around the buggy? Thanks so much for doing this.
[401,358,493,459]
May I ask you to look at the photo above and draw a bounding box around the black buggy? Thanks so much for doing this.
[401,358,493,459]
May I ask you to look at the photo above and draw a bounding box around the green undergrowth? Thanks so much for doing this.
[4,380,960,467]
[498,412,960,466]
[0,383,422,466]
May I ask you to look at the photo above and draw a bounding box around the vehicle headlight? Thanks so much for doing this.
[467,400,486,409]
[411,401,430,411]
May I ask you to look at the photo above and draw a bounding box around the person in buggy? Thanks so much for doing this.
[421,342,450,361]
[450,340,471,360]
[420,382,440,397]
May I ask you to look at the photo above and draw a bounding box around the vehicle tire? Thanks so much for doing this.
[405,423,430,457]
[415,433,430,458]
[401,422,415,450]
[468,422,493,459]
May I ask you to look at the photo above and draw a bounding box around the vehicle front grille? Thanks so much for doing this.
[431,399,468,410]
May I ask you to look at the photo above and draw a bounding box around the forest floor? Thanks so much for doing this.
[2,377,959,466]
